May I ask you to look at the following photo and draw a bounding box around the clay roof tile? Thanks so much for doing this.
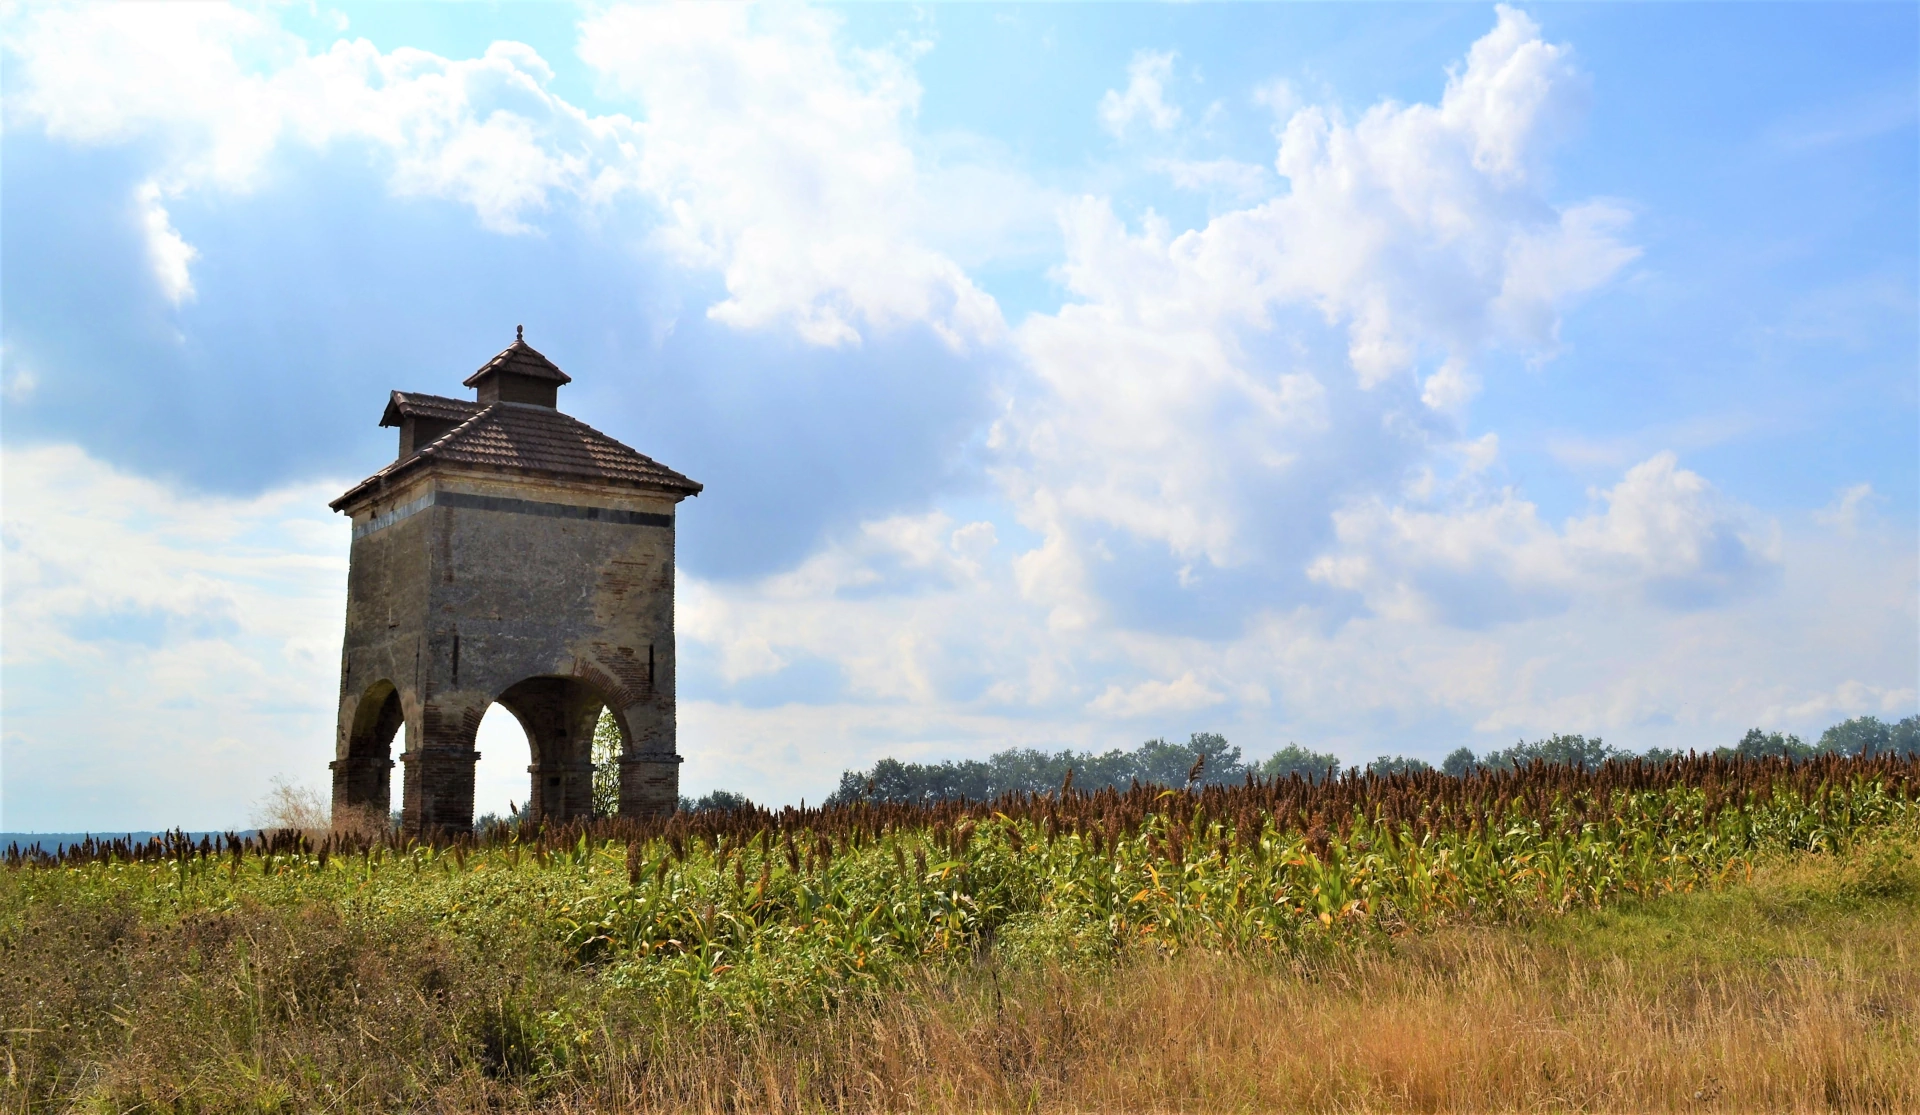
[332,402,701,512]
[379,391,483,427]
[461,336,572,388]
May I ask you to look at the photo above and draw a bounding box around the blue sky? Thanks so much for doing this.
[2,2,1914,830]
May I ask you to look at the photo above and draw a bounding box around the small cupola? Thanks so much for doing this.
[380,391,481,459]
[463,325,572,408]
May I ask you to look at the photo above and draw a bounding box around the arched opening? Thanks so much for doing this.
[333,679,403,829]
[471,676,628,827]
[472,703,531,827]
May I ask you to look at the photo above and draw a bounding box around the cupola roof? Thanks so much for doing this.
[463,325,572,389]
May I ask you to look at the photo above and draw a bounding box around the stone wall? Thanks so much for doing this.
[331,468,683,836]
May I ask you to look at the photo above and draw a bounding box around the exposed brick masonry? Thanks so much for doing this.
[329,331,701,837]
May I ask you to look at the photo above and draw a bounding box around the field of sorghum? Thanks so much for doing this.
[5,753,1918,1112]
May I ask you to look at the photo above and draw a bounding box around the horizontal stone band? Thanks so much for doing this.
[353,490,435,539]
[354,489,672,539]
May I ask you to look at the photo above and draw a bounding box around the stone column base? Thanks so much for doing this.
[329,756,395,828]
[401,747,480,839]
[619,753,682,817]
[527,759,598,821]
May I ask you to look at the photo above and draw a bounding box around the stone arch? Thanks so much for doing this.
[331,678,404,825]
[489,675,621,823]
[568,657,678,817]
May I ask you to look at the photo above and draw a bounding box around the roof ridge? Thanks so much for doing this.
[414,401,501,459]
[394,389,480,406]
[333,398,700,513]
[381,389,486,428]
[463,336,572,388]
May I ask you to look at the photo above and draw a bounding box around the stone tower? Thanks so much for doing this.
[328,329,701,836]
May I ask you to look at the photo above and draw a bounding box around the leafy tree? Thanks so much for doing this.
[1817,715,1920,758]
[1131,733,1247,787]
[591,708,622,818]
[1720,728,1815,761]
[1445,718,1920,774]
[1896,715,1920,757]
[818,713,1920,807]
[1480,733,1619,771]
[1442,735,1618,775]
[1366,755,1432,776]
[678,789,755,813]
[1259,743,1339,782]
[1820,716,1891,757]
[826,733,1252,805]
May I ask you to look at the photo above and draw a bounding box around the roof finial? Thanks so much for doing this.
[516,324,523,342]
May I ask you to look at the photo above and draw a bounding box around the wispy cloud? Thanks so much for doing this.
[1099,50,1182,138]
[1764,84,1918,154]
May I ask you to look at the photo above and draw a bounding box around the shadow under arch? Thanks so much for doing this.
[332,678,404,823]
[488,675,627,823]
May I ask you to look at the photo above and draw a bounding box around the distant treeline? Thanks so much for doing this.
[0,830,259,853]
[1441,716,1920,777]
[813,715,1920,807]
[823,734,1259,808]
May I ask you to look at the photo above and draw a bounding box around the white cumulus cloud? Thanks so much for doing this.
[577,4,1007,350]
[1310,452,1776,625]
[135,180,198,304]
[2,4,631,232]
[1100,50,1183,137]
[4,2,1013,349]
[995,5,1639,624]
[1,445,347,830]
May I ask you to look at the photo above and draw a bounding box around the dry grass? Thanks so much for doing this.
[5,832,1914,1113]
[249,775,332,840]
[247,776,390,842]
[739,925,1917,1114]
[328,800,394,841]
[581,844,1919,1113]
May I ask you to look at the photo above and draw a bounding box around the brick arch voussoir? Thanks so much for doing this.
[569,658,640,747]
[430,703,484,749]
[342,679,406,761]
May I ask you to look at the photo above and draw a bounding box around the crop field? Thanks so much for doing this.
[5,754,1919,1113]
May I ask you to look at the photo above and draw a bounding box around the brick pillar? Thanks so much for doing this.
[618,694,679,816]
[401,746,478,838]
[329,756,393,819]
[619,754,682,816]
[400,698,483,839]
[527,757,598,819]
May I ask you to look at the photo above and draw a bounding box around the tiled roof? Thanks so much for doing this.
[463,337,572,388]
[379,391,482,428]
[333,402,702,511]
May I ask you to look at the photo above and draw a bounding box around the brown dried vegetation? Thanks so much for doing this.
[3,755,1917,1113]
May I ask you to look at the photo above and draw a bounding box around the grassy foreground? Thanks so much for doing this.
[4,756,1918,1113]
